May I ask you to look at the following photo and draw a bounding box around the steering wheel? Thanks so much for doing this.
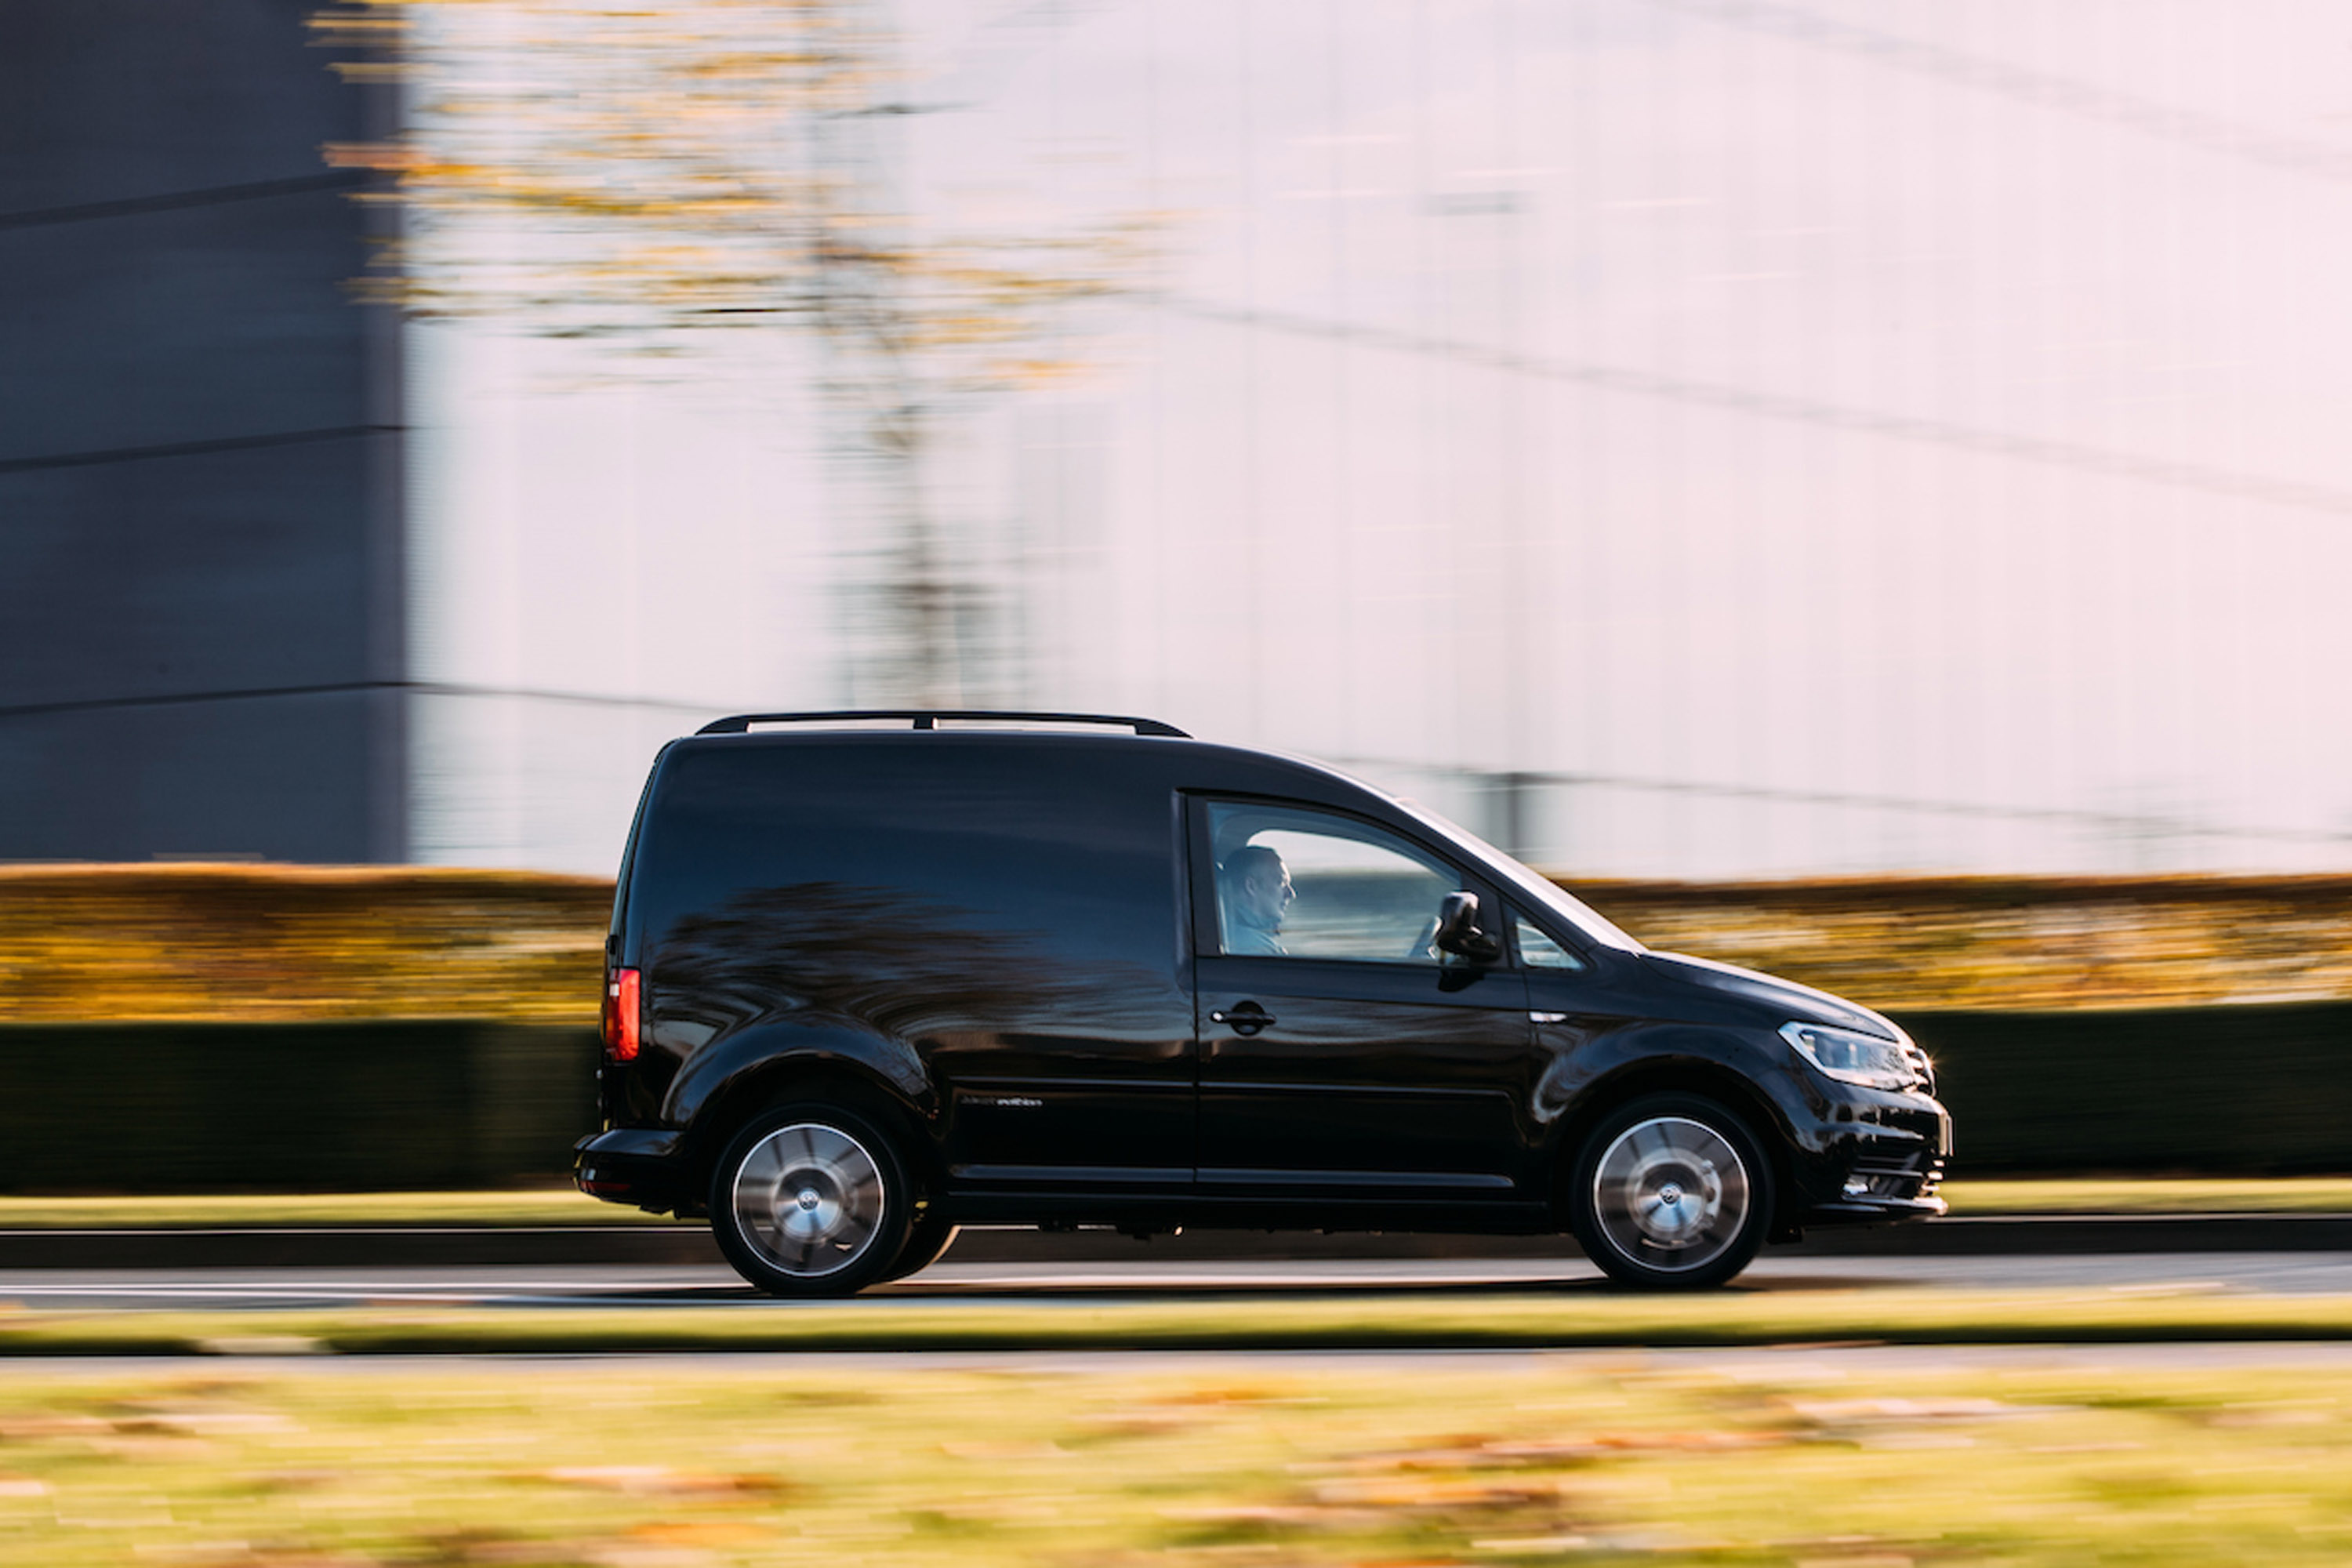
[1406,916,1441,960]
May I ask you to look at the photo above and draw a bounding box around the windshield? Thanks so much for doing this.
[1388,795,1646,954]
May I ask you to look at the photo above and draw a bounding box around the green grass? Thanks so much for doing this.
[7,1352,2352,1565]
[1940,1177,2352,1214]
[0,1188,677,1229]
[9,1290,2352,1359]
[7,1178,2351,1230]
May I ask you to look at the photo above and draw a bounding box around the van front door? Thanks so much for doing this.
[1189,798,1540,1200]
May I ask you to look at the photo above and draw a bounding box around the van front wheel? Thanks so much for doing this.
[710,1105,913,1297]
[880,1207,960,1283]
[1570,1093,1773,1290]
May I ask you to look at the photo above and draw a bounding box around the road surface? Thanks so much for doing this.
[9,1249,2352,1312]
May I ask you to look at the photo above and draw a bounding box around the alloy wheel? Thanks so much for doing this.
[1588,1113,1752,1275]
[727,1121,887,1279]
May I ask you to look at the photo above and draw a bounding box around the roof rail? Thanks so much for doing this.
[695,710,1191,739]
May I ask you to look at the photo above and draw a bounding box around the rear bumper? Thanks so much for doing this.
[573,1127,698,1216]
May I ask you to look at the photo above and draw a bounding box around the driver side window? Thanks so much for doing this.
[1207,801,1468,964]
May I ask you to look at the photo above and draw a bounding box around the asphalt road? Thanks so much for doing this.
[10,1250,2352,1312]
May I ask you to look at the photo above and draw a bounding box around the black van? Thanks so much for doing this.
[575,711,1951,1294]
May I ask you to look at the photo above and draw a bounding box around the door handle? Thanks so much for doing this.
[1210,1003,1276,1037]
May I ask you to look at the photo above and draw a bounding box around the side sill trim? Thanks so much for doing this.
[950,1164,1192,1185]
[1197,1167,1515,1190]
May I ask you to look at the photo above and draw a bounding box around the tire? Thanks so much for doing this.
[710,1104,914,1298]
[1569,1092,1774,1290]
[878,1206,960,1283]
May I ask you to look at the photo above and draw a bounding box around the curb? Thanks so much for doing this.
[8,1214,2352,1270]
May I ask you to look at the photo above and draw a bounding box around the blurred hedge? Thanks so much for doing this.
[8,863,2352,1022]
[12,866,2348,1192]
[0,865,610,1023]
[1565,874,2352,1013]
[0,1022,598,1192]
[1893,1004,2352,1174]
[6,1006,2346,1191]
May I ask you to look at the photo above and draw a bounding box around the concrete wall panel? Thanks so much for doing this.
[0,192,376,459]
[0,688,397,862]
[0,0,358,209]
[1,434,395,706]
[0,0,403,862]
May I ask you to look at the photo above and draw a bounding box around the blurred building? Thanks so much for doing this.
[413,1,2352,880]
[13,2,2352,880]
[0,1,405,862]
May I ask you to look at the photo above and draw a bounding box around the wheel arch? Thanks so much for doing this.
[681,1051,942,1214]
[1548,1057,1795,1230]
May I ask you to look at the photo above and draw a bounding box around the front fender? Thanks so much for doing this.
[1537,1020,1949,1214]
[1537,1020,1812,1152]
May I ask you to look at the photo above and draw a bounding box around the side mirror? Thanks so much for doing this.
[1433,891,1502,964]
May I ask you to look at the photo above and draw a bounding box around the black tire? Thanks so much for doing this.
[1569,1092,1774,1290]
[877,1206,960,1283]
[710,1103,914,1298]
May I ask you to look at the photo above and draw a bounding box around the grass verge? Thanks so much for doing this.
[7,1352,2352,1565]
[1941,1177,2352,1214]
[8,1290,2352,1358]
[0,1189,675,1229]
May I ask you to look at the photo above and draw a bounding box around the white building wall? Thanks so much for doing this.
[411,0,2352,877]
[407,325,844,871]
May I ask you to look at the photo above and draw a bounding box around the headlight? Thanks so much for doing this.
[1780,1020,1922,1090]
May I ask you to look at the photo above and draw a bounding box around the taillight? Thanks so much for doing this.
[602,967,642,1062]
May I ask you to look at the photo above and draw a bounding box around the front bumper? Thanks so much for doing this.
[1788,1090,1953,1229]
[1802,1191,1948,1226]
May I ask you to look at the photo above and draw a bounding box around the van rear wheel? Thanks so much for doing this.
[710,1105,913,1297]
[1570,1093,1773,1290]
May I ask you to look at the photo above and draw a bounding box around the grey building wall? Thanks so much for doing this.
[0,0,405,861]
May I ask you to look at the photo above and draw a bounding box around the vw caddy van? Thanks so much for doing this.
[575,712,1951,1293]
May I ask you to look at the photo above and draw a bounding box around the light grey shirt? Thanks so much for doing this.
[1225,914,1286,956]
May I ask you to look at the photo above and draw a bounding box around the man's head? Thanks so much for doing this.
[1225,844,1294,931]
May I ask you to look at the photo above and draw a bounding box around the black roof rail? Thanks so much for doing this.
[695,709,1191,739]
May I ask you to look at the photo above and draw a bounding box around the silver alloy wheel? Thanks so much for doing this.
[728,1122,886,1279]
[1588,1114,1751,1273]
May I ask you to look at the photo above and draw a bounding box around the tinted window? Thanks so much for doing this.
[630,736,1185,998]
[1206,800,1466,964]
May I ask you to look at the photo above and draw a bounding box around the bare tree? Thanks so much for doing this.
[314,0,1153,704]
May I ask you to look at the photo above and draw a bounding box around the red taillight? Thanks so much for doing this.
[602,967,642,1062]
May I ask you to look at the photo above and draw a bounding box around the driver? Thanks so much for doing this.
[1221,844,1294,956]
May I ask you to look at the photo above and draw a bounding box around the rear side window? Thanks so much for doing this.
[630,739,1186,989]
[1203,800,1467,964]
